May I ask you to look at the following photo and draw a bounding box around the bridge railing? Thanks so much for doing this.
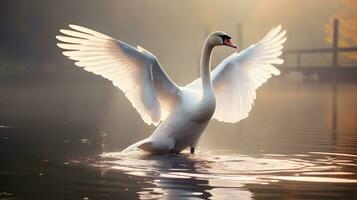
[283,47,357,68]
[282,19,357,68]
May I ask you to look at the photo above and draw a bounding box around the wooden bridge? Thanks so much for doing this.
[278,19,357,81]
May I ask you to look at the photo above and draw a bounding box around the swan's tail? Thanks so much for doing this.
[122,138,153,153]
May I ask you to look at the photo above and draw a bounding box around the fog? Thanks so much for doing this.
[0,0,345,83]
[0,0,355,151]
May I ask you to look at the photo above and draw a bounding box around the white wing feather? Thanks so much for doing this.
[187,25,286,123]
[56,25,180,125]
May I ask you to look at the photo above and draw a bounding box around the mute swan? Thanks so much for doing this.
[56,25,286,154]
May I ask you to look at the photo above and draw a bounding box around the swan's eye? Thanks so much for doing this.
[219,35,231,42]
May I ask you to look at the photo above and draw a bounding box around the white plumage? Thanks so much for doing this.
[187,25,285,123]
[57,25,180,125]
[56,24,286,154]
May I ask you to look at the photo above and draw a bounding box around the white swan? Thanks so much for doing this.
[56,25,286,154]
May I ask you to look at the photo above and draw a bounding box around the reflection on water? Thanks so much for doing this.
[71,149,356,199]
[0,82,357,199]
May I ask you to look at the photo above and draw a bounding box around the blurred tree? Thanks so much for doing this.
[326,0,357,61]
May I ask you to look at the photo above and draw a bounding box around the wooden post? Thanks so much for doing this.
[332,18,339,135]
[237,23,243,49]
[297,52,301,67]
[204,26,210,38]
[332,18,339,68]
[332,82,338,135]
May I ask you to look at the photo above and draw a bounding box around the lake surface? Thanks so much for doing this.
[0,81,357,199]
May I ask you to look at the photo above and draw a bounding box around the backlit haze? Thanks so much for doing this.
[0,0,355,151]
[1,1,357,199]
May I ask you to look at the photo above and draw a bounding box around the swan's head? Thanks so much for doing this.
[208,31,237,49]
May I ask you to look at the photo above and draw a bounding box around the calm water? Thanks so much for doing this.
[0,81,357,199]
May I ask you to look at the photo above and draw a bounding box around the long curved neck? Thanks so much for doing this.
[200,39,214,95]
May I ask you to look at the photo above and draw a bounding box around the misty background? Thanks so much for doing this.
[0,0,356,153]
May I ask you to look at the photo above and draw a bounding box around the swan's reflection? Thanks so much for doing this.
[97,151,254,199]
[135,155,213,200]
[90,150,357,199]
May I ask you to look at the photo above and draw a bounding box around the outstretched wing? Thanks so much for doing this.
[56,25,181,125]
[187,25,286,123]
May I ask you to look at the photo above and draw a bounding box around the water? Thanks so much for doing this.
[0,82,357,199]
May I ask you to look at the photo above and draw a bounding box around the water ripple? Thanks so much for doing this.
[69,150,357,199]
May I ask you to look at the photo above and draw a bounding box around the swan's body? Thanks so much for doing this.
[136,86,215,154]
[56,24,286,154]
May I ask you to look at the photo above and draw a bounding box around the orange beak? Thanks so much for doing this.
[224,39,237,48]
